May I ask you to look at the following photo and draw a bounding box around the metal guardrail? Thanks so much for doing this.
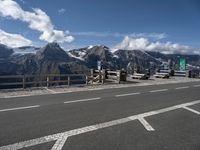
[159,70,186,77]
[0,74,87,89]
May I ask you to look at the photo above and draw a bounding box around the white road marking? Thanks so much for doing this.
[51,135,68,150]
[115,92,141,97]
[0,105,40,112]
[149,89,168,93]
[137,117,155,131]
[1,99,200,150]
[194,85,200,87]
[64,97,101,104]
[175,86,189,90]
[183,106,200,115]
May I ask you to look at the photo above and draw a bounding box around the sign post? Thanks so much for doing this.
[179,58,186,71]
[97,61,102,70]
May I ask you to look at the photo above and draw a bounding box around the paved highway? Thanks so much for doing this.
[0,81,200,150]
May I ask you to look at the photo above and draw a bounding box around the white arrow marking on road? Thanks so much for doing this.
[1,100,200,150]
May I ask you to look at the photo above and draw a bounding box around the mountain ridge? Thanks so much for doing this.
[0,42,199,75]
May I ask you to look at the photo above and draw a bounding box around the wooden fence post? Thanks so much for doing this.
[102,69,106,84]
[99,70,102,83]
[117,70,121,84]
[90,69,94,85]
[22,75,26,89]
[85,75,88,85]
[68,76,70,86]
[47,76,50,88]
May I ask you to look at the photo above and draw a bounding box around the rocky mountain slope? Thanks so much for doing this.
[0,43,88,75]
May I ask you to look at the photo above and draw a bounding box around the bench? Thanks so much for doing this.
[154,72,170,79]
[132,73,149,80]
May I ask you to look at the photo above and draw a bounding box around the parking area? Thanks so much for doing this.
[190,103,200,112]
[1,99,200,150]
[62,108,200,150]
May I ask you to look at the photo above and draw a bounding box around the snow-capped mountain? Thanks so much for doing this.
[0,42,200,76]
[68,45,96,60]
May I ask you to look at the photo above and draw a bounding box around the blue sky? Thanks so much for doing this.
[0,0,200,54]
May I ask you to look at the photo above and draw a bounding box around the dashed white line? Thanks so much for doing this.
[1,99,200,150]
[115,92,141,97]
[194,85,200,87]
[183,106,200,115]
[0,105,40,112]
[137,117,155,131]
[175,86,189,90]
[64,97,101,104]
[149,89,168,93]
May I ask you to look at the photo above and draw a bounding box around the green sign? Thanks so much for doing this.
[179,58,186,71]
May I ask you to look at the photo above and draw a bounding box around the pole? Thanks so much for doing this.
[68,76,70,86]
[47,76,50,88]
[22,75,26,89]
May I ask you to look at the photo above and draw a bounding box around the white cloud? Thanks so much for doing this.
[0,29,32,47]
[129,33,167,40]
[71,32,167,40]
[58,8,66,14]
[114,36,200,55]
[0,0,74,43]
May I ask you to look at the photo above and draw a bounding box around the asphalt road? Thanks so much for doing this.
[0,81,200,150]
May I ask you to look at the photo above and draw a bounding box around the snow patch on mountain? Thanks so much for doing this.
[87,45,94,49]
[67,51,85,61]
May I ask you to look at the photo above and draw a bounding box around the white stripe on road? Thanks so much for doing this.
[149,89,168,93]
[115,92,141,97]
[51,135,68,150]
[0,105,40,112]
[1,99,200,150]
[194,85,200,87]
[64,97,101,104]
[138,117,155,131]
[183,106,200,115]
[175,86,189,90]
